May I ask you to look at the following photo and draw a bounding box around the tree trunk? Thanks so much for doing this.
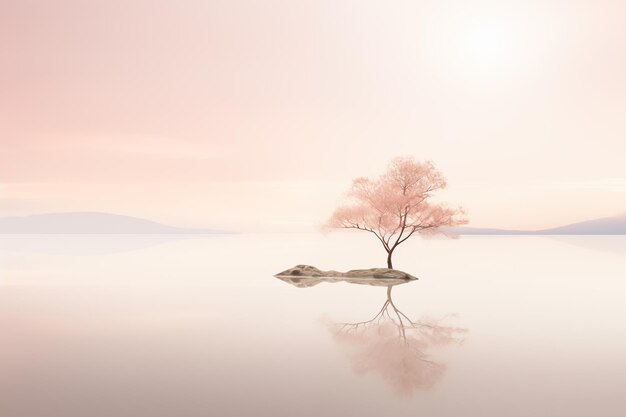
[386,251,393,269]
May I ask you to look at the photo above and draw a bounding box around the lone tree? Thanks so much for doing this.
[326,157,467,269]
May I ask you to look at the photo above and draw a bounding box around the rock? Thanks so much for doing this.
[274,265,417,288]
[343,268,418,280]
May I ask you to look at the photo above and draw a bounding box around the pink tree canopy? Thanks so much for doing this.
[326,157,467,268]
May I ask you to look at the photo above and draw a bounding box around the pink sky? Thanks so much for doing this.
[2,0,626,231]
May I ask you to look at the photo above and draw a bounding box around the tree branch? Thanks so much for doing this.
[341,223,390,252]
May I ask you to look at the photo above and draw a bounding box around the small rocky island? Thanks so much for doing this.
[274,265,417,288]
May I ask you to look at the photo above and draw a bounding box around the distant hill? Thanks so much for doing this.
[541,215,626,235]
[0,212,224,234]
[450,214,626,235]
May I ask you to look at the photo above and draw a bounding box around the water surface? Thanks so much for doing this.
[1,234,625,417]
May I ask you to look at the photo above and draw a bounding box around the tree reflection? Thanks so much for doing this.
[276,274,466,397]
[328,285,466,397]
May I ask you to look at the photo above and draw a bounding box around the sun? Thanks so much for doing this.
[460,23,518,71]
[427,8,540,84]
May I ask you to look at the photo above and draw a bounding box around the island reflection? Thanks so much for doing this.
[277,274,466,397]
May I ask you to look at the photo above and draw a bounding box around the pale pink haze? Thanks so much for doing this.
[326,157,467,268]
[2,0,626,230]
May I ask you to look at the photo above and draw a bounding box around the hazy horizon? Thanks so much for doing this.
[0,211,626,234]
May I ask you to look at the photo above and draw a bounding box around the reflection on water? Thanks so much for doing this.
[278,275,466,397]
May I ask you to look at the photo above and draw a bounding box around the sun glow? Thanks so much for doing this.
[426,8,541,84]
[459,23,519,70]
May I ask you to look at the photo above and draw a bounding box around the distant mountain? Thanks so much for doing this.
[541,215,626,235]
[0,212,224,234]
[449,214,626,235]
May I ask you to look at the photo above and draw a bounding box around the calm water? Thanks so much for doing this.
[1,233,625,417]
